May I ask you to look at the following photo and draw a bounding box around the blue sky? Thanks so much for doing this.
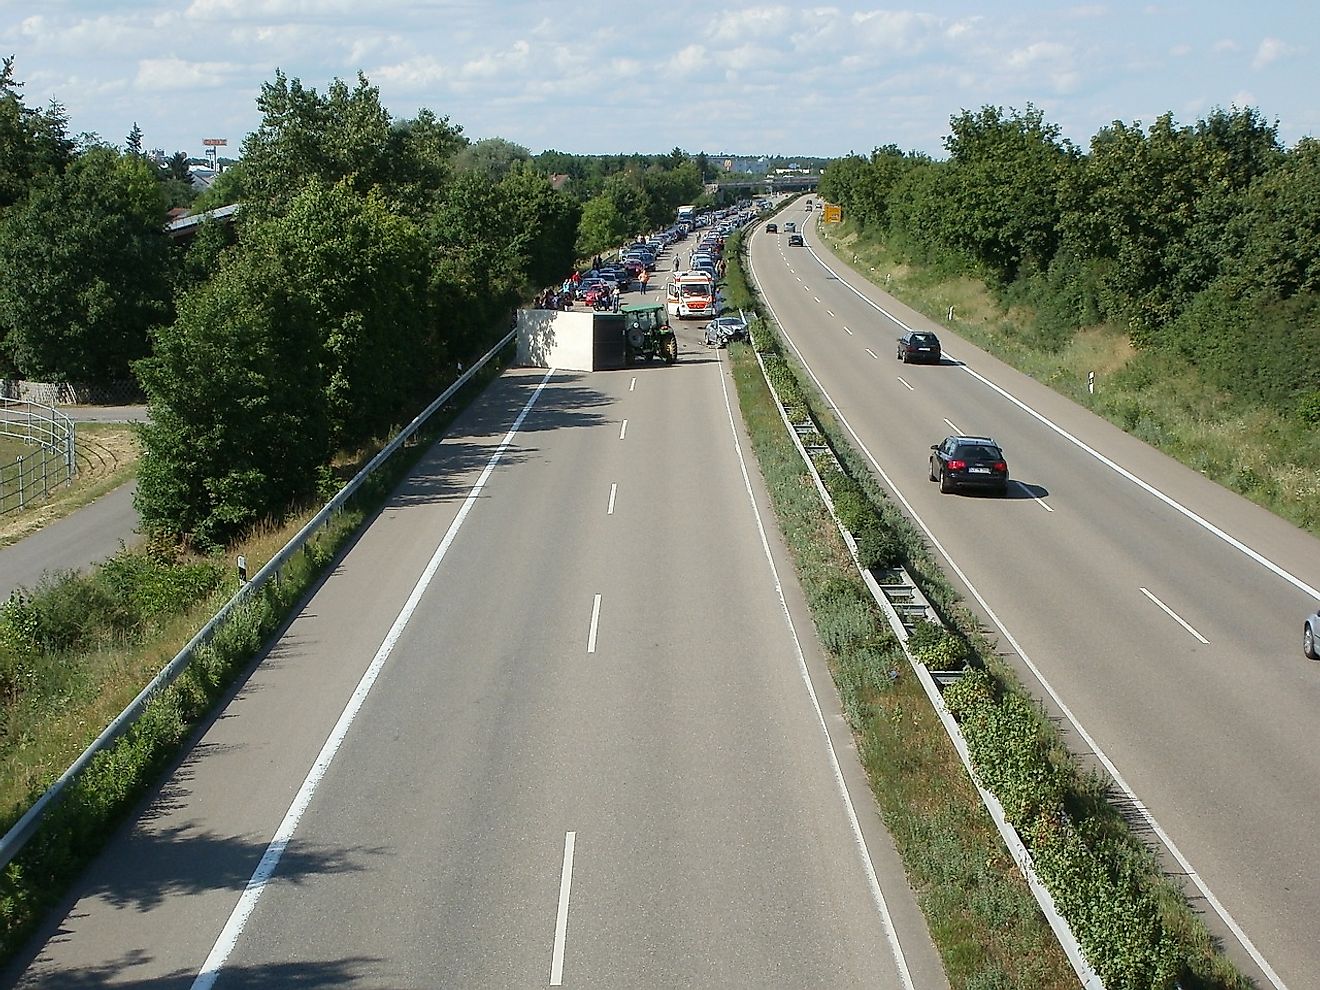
[1,1,1315,161]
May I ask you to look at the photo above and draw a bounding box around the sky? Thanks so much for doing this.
[1,1,1316,163]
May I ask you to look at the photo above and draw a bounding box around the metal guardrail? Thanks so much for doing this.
[0,329,516,868]
[752,338,1104,990]
[0,399,76,517]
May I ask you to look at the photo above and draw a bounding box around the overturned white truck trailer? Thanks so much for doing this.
[516,309,626,371]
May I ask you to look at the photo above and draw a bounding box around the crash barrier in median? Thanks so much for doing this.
[750,341,1105,990]
[0,328,516,871]
[0,399,76,518]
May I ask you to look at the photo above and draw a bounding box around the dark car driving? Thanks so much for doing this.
[788,233,804,246]
[897,330,941,364]
[929,436,1009,495]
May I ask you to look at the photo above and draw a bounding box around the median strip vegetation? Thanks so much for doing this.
[723,225,1247,990]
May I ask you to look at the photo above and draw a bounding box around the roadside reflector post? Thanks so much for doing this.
[237,555,248,585]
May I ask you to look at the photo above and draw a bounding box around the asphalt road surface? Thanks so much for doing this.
[749,202,1320,990]
[5,281,945,988]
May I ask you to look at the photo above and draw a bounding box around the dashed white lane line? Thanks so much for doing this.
[1140,588,1210,644]
[814,296,822,303]
[607,483,617,515]
[843,326,854,335]
[549,830,577,986]
[189,368,559,990]
[865,348,879,360]
[896,376,914,391]
[619,419,628,440]
[827,310,835,317]
[586,594,602,654]
[943,418,960,434]
[629,377,636,392]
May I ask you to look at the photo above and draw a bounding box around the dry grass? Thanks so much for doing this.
[0,424,142,548]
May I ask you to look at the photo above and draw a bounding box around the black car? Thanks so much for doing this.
[788,233,804,246]
[897,330,941,363]
[929,436,1009,495]
[766,222,778,233]
[1305,606,1320,660]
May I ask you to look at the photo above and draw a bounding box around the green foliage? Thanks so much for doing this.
[0,146,170,381]
[452,137,530,181]
[0,56,75,212]
[576,195,629,258]
[134,230,329,547]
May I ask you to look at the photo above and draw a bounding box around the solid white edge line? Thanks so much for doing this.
[190,368,559,990]
[619,418,628,440]
[549,830,576,986]
[1140,587,1210,645]
[747,245,1291,990]
[587,594,602,654]
[607,482,617,516]
[714,349,917,990]
[1016,480,1054,512]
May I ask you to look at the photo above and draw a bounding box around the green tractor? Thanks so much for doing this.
[621,302,678,365]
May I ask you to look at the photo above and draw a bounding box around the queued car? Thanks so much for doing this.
[929,436,1010,495]
[703,314,748,347]
[788,233,804,246]
[1305,606,1320,660]
[766,222,778,233]
[896,330,942,364]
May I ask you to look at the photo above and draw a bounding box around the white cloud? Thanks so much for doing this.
[1169,43,1191,57]
[135,57,243,91]
[709,5,792,42]
[1252,37,1296,69]
[1005,41,1072,69]
[1211,38,1238,54]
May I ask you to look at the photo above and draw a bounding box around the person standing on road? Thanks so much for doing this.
[640,269,650,293]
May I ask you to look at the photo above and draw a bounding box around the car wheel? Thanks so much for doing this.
[938,468,953,494]
[929,459,938,482]
[1306,624,1319,660]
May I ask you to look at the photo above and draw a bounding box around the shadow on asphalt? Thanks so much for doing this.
[13,954,383,989]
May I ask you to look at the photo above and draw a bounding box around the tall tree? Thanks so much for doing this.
[135,232,328,547]
[0,146,170,380]
[124,122,144,157]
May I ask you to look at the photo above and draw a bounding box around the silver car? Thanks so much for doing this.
[704,315,748,348]
[1305,606,1320,660]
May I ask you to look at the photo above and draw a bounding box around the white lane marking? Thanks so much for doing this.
[629,377,636,392]
[619,419,628,440]
[897,377,914,392]
[1141,588,1210,644]
[746,251,1291,990]
[607,483,617,515]
[190,369,558,990]
[943,418,960,434]
[799,240,1320,602]
[714,353,917,990]
[1016,481,1054,512]
[587,594,602,654]
[827,310,835,317]
[549,831,576,986]
[843,326,854,335]
[865,348,879,360]
[814,296,822,303]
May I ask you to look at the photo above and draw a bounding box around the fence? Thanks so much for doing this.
[0,399,77,517]
[0,328,516,869]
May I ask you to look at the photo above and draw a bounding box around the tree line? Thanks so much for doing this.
[0,57,709,548]
[818,105,1320,424]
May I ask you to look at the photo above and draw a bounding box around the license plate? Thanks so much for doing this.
[969,467,990,474]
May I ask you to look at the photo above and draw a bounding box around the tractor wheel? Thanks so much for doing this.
[662,334,678,364]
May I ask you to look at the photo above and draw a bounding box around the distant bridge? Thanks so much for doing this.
[715,175,819,194]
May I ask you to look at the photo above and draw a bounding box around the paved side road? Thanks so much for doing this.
[0,482,140,600]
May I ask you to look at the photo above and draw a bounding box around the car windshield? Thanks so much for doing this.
[681,284,711,297]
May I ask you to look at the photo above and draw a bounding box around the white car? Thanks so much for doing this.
[704,315,748,348]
